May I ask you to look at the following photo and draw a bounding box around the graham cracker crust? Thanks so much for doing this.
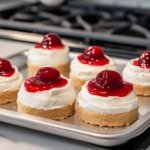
[0,90,19,104]
[17,100,75,120]
[133,84,150,96]
[76,102,139,127]
[69,73,87,91]
[27,61,70,77]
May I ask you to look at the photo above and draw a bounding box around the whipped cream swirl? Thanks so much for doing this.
[0,66,23,92]
[28,46,70,66]
[122,59,150,86]
[77,81,138,114]
[70,55,117,80]
[18,77,76,110]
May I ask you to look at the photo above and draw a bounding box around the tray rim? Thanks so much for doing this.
[0,107,150,138]
[0,107,149,146]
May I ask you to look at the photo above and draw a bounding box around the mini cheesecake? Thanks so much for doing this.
[122,50,150,96]
[27,33,70,77]
[17,67,76,120]
[0,58,23,104]
[77,70,139,127]
[70,46,117,91]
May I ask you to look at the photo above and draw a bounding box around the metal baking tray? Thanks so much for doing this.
[0,51,150,147]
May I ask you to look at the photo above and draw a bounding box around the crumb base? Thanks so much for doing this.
[69,73,87,91]
[17,100,75,120]
[27,61,70,77]
[133,84,150,96]
[0,90,18,105]
[76,102,139,127]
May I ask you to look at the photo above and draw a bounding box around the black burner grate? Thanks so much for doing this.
[3,3,150,39]
[0,2,150,59]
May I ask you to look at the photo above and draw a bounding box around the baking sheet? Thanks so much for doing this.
[0,52,150,147]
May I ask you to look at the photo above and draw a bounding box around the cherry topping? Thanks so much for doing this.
[24,67,68,92]
[83,46,104,60]
[133,50,150,70]
[96,70,124,89]
[33,67,60,84]
[138,51,150,67]
[78,46,109,66]
[88,70,133,97]
[42,33,62,46]
[35,33,64,50]
[0,58,15,77]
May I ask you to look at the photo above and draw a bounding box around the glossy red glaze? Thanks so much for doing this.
[133,51,150,70]
[24,67,68,92]
[88,70,133,97]
[35,33,64,50]
[0,58,15,77]
[34,67,60,83]
[96,70,124,89]
[78,46,109,66]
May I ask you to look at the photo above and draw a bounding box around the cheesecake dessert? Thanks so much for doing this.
[17,67,76,120]
[27,33,70,77]
[0,58,23,104]
[70,46,117,91]
[77,70,139,127]
[122,50,150,96]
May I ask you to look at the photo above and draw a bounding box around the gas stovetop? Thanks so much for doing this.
[0,0,150,59]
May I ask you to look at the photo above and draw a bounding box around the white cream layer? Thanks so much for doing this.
[0,66,23,92]
[28,46,70,66]
[122,59,150,86]
[77,81,138,114]
[70,55,117,80]
[18,78,76,110]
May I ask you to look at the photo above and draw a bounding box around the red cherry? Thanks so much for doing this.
[24,67,67,92]
[0,58,14,73]
[41,33,63,46]
[33,67,60,84]
[138,50,150,67]
[96,70,124,89]
[83,46,104,60]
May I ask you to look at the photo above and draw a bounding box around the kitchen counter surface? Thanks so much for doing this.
[0,39,33,58]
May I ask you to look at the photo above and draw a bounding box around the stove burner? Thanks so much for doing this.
[4,4,150,39]
[0,2,150,59]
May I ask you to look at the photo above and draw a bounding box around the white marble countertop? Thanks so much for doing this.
[0,39,33,58]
